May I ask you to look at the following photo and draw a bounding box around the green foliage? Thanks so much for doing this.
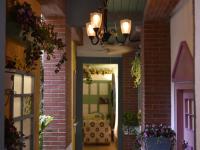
[131,55,141,88]
[5,117,25,150]
[39,115,53,150]
[123,112,139,126]
[7,1,66,73]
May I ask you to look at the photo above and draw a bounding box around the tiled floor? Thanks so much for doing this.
[83,142,117,150]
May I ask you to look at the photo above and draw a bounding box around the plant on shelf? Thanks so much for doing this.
[122,112,139,135]
[7,1,66,73]
[5,117,25,150]
[131,52,141,88]
[134,124,176,150]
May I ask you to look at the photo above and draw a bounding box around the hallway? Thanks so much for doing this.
[83,142,117,150]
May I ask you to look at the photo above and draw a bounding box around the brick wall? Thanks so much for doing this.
[122,52,138,150]
[43,17,71,150]
[142,20,171,124]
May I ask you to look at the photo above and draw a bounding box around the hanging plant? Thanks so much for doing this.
[6,1,66,73]
[131,54,141,88]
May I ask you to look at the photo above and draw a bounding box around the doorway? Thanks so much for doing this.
[177,88,194,150]
[76,57,123,150]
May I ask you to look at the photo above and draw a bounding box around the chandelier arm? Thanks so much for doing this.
[115,34,128,44]
[89,36,100,45]
[128,35,141,42]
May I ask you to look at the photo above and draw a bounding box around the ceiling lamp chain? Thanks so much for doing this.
[86,0,134,45]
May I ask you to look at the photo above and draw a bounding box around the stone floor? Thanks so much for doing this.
[83,142,117,150]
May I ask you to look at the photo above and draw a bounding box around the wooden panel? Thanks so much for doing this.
[144,0,180,20]
[172,41,194,82]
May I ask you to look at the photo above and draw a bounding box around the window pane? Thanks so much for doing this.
[185,114,188,128]
[24,76,33,94]
[99,83,108,95]
[190,99,194,114]
[90,83,97,95]
[14,97,21,117]
[83,83,89,95]
[23,96,32,115]
[192,116,194,130]
[99,104,108,114]
[185,99,188,114]
[14,121,21,132]
[23,138,30,150]
[90,104,97,113]
[14,74,22,94]
[190,116,193,130]
[23,118,31,137]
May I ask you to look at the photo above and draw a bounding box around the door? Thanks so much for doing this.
[183,91,194,150]
[76,57,123,150]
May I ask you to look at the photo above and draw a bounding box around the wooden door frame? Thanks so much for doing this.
[76,57,123,150]
[175,82,194,150]
[0,0,6,148]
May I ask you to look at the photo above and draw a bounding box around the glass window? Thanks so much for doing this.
[83,83,89,95]
[99,83,108,95]
[23,96,32,115]
[13,97,21,118]
[14,74,22,94]
[90,83,97,95]
[23,118,31,137]
[12,73,34,150]
[24,76,33,94]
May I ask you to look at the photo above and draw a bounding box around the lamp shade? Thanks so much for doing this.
[120,19,132,34]
[90,12,102,29]
[86,22,95,37]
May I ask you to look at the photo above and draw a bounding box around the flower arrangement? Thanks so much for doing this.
[7,1,66,73]
[39,115,53,150]
[135,124,176,149]
[5,117,25,150]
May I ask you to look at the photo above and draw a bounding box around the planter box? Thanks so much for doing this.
[144,137,171,150]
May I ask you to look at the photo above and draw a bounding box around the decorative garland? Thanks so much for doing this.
[131,54,141,88]
[7,1,66,73]
[83,66,113,84]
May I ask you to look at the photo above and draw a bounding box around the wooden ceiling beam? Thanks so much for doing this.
[144,0,180,21]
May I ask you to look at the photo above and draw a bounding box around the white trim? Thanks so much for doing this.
[0,0,5,148]
[66,143,72,150]
[171,0,191,17]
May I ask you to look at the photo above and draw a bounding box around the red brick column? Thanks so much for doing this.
[43,17,71,150]
[142,20,171,124]
[122,52,138,150]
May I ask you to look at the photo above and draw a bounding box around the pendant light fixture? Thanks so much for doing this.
[86,0,134,45]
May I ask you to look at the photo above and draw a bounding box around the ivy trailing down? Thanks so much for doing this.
[7,1,66,73]
[131,53,141,88]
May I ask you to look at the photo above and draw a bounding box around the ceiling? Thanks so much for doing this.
[66,0,146,27]
[41,0,146,57]
[107,0,146,13]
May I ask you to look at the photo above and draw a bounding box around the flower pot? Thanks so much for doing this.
[145,137,171,150]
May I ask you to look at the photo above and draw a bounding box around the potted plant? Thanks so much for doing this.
[39,115,53,150]
[122,112,139,135]
[135,124,176,150]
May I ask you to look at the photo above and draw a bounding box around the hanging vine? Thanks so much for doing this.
[6,1,66,73]
[131,53,141,88]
